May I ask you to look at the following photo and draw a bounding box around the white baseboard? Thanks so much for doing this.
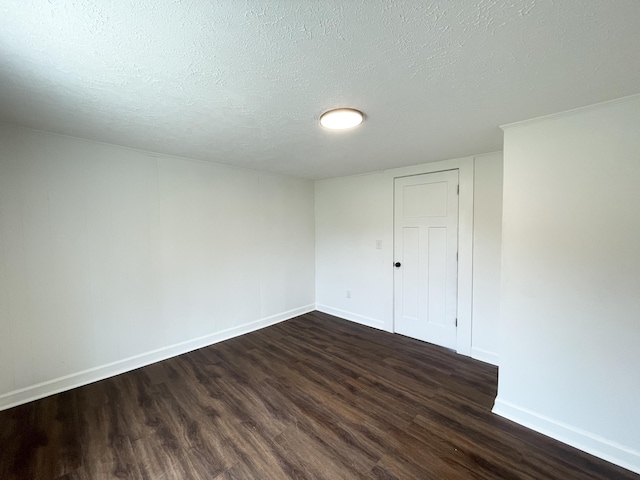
[315,304,390,332]
[471,347,499,366]
[0,304,315,412]
[493,398,640,475]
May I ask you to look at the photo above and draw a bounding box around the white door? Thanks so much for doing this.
[394,170,459,349]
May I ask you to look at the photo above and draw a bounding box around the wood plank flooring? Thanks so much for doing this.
[0,311,637,479]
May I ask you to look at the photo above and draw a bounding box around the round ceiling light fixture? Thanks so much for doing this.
[319,108,364,130]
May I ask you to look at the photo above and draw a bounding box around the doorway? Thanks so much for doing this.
[393,170,459,349]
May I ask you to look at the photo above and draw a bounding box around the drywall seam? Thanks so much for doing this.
[0,304,315,412]
[493,398,640,475]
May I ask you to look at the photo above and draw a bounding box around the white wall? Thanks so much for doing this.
[315,155,498,358]
[472,153,503,365]
[0,125,315,410]
[494,94,640,474]
[315,171,392,331]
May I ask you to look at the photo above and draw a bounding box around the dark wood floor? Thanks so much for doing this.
[1,311,637,479]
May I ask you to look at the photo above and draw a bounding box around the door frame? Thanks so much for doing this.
[391,156,474,356]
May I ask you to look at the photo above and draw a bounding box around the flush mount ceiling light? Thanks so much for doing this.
[319,108,364,130]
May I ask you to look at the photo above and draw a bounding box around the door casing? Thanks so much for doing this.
[393,170,459,349]
[390,156,474,356]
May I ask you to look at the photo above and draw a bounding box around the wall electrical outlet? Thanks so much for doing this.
[346,290,351,299]
[376,240,383,250]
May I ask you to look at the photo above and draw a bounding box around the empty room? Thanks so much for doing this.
[1,1,639,479]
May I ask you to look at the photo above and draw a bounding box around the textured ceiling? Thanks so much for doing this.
[1,1,639,179]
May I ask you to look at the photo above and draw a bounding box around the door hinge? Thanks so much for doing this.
[455,318,458,327]
[456,252,458,261]
[457,185,459,195]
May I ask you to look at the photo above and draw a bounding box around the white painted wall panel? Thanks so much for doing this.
[495,95,640,474]
[11,142,59,388]
[80,148,163,366]
[315,172,393,331]
[157,158,262,339]
[259,174,315,319]
[0,125,315,408]
[0,144,21,394]
[471,153,503,365]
